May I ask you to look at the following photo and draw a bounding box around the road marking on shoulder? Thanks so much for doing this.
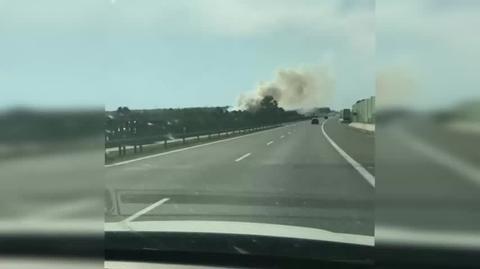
[378,224,480,249]
[25,198,99,220]
[398,129,480,186]
[321,120,375,187]
[280,135,285,139]
[123,198,170,223]
[266,141,274,146]
[106,125,286,167]
[235,153,251,162]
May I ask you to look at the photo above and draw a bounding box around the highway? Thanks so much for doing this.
[0,146,102,235]
[106,118,375,236]
[377,115,480,242]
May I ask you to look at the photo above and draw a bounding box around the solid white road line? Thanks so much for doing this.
[106,125,288,167]
[377,224,480,249]
[26,198,99,220]
[398,129,480,187]
[321,120,375,187]
[266,141,274,146]
[123,198,170,223]
[235,153,251,162]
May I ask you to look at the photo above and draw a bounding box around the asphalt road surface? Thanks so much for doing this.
[0,146,102,235]
[106,118,375,236]
[376,114,480,248]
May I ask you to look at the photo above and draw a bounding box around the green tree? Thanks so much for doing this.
[259,96,278,112]
[257,95,281,124]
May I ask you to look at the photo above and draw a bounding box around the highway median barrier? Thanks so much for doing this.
[347,122,375,134]
[105,123,286,165]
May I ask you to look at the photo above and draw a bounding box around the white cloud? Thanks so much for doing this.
[0,0,374,54]
[0,0,109,32]
[107,0,374,54]
[377,0,480,109]
[376,66,418,110]
[377,1,480,57]
[196,0,373,52]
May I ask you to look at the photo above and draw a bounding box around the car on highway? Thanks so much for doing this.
[311,118,319,124]
[324,116,328,119]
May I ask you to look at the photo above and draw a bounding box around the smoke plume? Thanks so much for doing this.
[376,67,417,110]
[237,67,334,111]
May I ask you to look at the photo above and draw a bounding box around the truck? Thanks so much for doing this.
[341,109,352,123]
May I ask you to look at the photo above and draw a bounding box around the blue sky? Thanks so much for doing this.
[376,0,480,110]
[4,1,477,112]
[0,0,374,111]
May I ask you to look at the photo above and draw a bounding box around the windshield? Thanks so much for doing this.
[104,0,375,261]
[3,0,480,267]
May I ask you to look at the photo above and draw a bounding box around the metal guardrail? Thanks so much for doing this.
[105,124,281,157]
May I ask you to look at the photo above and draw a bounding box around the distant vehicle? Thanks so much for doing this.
[324,116,328,119]
[311,118,319,124]
[341,109,352,122]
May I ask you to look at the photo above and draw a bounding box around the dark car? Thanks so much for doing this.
[324,116,328,119]
[311,118,319,124]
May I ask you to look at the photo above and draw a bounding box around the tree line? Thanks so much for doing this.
[1,108,102,143]
[105,96,305,141]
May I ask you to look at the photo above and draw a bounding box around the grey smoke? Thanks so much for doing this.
[376,67,417,110]
[237,67,334,111]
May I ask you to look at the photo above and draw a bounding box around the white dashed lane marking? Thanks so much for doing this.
[235,153,251,162]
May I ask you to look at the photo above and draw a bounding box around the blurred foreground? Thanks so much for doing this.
[0,107,104,268]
